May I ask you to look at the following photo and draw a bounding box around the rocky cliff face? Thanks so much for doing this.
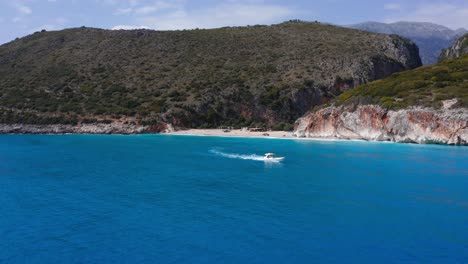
[294,103,467,145]
[439,34,468,61]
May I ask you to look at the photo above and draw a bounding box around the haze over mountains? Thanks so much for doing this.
[349,21,467,65]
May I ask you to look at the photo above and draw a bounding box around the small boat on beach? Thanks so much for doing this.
[264,153,285,162]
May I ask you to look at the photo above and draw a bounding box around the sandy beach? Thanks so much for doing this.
[168,129,295,139]
[166,128,376,143]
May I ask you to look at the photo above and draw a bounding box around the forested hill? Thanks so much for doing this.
[0,21,421,129]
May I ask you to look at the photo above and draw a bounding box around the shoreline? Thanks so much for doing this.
[1,125,466,146]
[165,129,465,146]
[166,129,373,143]
[0,125,365,142]
[168,129,294,139]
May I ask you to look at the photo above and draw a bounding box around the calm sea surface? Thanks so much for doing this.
[1,135,467,263]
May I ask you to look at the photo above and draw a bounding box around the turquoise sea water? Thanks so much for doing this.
[1,135,467,263]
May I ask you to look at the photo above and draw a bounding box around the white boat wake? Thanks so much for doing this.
[210,149,284,162]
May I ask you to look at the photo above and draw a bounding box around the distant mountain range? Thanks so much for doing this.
[349,21,467,65]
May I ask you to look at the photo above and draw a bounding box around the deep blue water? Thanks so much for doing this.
[1,135,467,264]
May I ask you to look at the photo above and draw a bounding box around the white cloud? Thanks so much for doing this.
[384,3,401,11]
[128,0,139,6]
[133,2,296,30]
[385,3,468,29]
[135,6,160,14]
[114,7,133,15]
[114,1,181,15]
[15,3,32,15]
[112,25,150,30]
[96,0,119,5]
[55,17,69,24]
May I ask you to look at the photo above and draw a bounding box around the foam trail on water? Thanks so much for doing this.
[210,149,267,162]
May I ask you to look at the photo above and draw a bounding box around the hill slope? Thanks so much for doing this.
[349,21,467,65]
[335,55,468,109]
[0,21,421,130]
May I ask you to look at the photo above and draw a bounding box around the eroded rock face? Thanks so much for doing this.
[439,34,468,62]
[294,104,468,145]
[0,122,173,134]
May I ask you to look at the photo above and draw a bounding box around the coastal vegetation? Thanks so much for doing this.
[336,55,468,109]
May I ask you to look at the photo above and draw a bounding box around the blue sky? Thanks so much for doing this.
[1,0,468,44]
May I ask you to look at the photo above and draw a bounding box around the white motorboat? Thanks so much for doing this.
[264,153,285,162]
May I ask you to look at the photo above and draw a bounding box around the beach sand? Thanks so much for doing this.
[167,128,373,143]
[168,129,295,139]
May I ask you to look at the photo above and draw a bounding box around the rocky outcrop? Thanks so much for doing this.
[294,104,468,145]
[0,122,174,134]
[439,34,468,61]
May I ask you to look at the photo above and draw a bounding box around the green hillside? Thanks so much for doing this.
[337,55,468,109]
[0,21,421,128]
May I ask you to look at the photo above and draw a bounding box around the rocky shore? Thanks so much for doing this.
[294,104,468,145]
[3,107,467,146]
[0,123,173,134]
